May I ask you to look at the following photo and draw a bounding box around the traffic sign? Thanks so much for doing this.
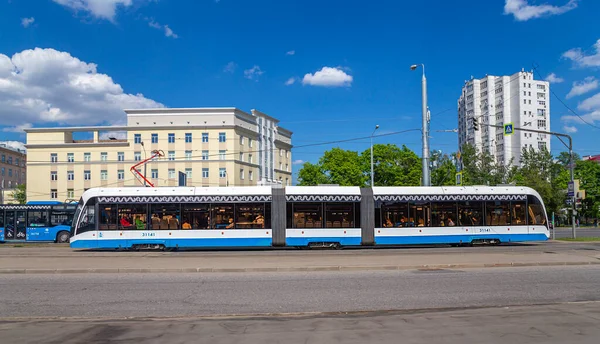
[503,123,514,136]
[455,172,462,186]
[567,181,575,197]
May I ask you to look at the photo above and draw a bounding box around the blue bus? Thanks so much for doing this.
[0,202,77,243]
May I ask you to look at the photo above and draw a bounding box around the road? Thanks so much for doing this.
[552,227,600,239]
[1,267,600,342]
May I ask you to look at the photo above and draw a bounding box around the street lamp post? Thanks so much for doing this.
[411,64,430,186]
[370,125,379,187]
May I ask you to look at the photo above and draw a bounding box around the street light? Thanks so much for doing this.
[411,63,431,186]
[370,125,379,187]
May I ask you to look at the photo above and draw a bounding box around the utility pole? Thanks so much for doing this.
[370,125,379,187]
[411,64,430,186]
[484,123,576,239]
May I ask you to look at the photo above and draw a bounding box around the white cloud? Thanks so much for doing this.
[504,0,578,21]
[21,17,35,28]
[223,61,237,73]
[544,73,564,83]
[0,141,26,152]
[284,77,296,86]
[566,77,598,99]
[52,0,133,22]
[292,159,304,165]
[563,125,578,133]
[0,48,163,128]
[244,65,264,80]
[302,67,353,87]
[563,39,600,68]
[2,123,33,133]
[286,50,295,56]
[147,19,178,38]
[578,93,600,111]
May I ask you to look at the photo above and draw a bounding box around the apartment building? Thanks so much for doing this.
[25,108,293,202]
[457,69,550,166]
[0,144,27,203]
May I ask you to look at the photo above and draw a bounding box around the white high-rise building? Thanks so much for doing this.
[457,69,550,167]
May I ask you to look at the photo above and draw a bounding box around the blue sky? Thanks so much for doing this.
[1,0,600,177]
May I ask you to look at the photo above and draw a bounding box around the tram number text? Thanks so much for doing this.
[479,228,492,233]
[142,232,156,237]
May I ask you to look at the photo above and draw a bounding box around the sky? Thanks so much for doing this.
[1,0,600,180]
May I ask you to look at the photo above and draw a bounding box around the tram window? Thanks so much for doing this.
[264,202,272,229]
[182,204,210,229]
[409,202,430,227]
[150,204,179,230]
[431,202,457,227]
[98,205,117,230]
[27,210,49,227]
[511,201,527,226]
[77,203,96,234]
[50,209,74,226]
[286,202,293,228]
[381,202,409,227]
[0,211,4,228]
[293,203,322,228]
[212,204,234,229]
[235,203,265,229]
[118,204,148,230]
[527,195,547,226]
[485,201,510,226]
[325,203,354,228]
[457,201,483,226]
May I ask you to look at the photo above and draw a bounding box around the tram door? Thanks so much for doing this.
[4,211,26,240]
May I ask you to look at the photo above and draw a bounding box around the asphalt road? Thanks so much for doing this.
[1,266,600,343]
[552,227,600,238]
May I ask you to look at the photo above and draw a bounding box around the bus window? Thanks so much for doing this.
[51,209,74,226]
[381,202,409,227]
[409,202,430,227]
[98,205,117,230]
[485,201,510,226]
[527,195,547,226]
[28,210,49,227]
[0,210,3,228]
[457,201,483,226]
[431,202,457,227]
[511,201,527,226]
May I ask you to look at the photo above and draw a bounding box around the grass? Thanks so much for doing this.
[556,237,600,242]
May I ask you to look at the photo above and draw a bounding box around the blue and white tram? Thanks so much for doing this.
[69,185,549,249]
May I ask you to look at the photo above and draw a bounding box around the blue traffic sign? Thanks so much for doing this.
[504,123,514,136]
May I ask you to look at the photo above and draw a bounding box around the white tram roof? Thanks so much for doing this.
[285,186,361,196]
[373,186,541,197]
[80,186,273,202]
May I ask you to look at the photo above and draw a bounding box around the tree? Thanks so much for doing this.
[10,184,26,204]
[574,159,600,221]
[556,151,581,167]
[297,162,328,186]
[362,144,421,186]
[320,148,367,186]
[431,151,457,186]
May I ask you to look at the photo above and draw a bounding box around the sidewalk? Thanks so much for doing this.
[1,245,599,274]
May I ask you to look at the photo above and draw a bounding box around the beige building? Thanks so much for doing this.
[25,108,293,202]
[0,144,27,203]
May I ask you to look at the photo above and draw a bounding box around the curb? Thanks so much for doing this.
[1,261,599,274]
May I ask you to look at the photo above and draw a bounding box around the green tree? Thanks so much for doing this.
[320,148,367,186]
[556,151,581,166]
[297,162,329,186]
[574,159,600,221]
[431,151,457,186]
[10,184,26,204]
[362,144,421,186]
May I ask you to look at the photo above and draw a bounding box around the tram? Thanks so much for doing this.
[69,186,549,249]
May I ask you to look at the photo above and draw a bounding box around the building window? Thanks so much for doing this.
[537,109,546,116]
[168,133,175,143]
[219,150,226,160]
[219,132,226,142]
[67,153,74,163]
[528,100,531,104]
[168,151,175,161]
[185,150,192,160]
[84,153,91,162]
[523,99,526,105]
[51,171,57,181]
[51,153,58,163]
[185,168,192,179]
[151,169,158,179]
[67,171,74,181]
[286,164,289,172]
[248,154,253,163]
[286,178,289,186]
[286,151,289,158]
[219,168,226,178]
[537,84,545,90]
[537,120,547,128]
[67,189,74,199]
[240,136,244,145]
[101,170,108,180]
[151,133,158,144]
[202,133,209,143]
[240,169,245,180]
[134,152,141,161]
[249,139,253,148]
[279,149,283,157]
[538,100,546,106]
[134,134,141,144]
[51,189,57,199]
[1,155,4,163]
[202,150,209,160]
[249,170,253,181]
[168,169,176,179]
[279,162,283,170]
[84,170,91,180]
[118,170,124,180]
[7,156,12,165]
[523,91,526,96]
[239,152,244,161]
[0,167,4,176]
[8,169,12,177]
[184,133,192,143]
[202,168,209,178]
[101,152,107,162]
[118,152,125,161]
